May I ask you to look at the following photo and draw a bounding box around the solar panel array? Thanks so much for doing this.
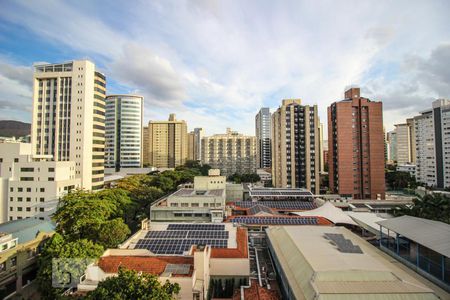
[324,233,363,254]
[247,204,274,215]
[230,216,319,225]
[135,224,228,255]
[167,224,225,231]
[235,201,316,210]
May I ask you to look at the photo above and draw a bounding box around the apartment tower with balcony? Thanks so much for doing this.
[328,87,385,199]
[271,99,321,194]
[31,60,106,190]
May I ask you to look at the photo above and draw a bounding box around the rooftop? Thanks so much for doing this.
[0,218,55,244]
[170,188,225,197]
[98,255,194,277]
[121,222,247,259]
[377,216,450,257]
[266,226,438,299]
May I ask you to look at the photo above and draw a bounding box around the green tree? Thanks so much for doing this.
[85,268,180,300]
[53,190,131,247]
[37,233,104,300]
[150,175,175,193]
[53,190,115,241]
[394,193,450,224]
[97,218,131,248]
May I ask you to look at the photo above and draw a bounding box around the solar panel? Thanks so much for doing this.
[167,224,225,231]
[145,231,188,239]
[235,201,316,210]
[136,223,229,255]
[247,204,274,215]
[324,233,363,254]
[230,216,319,225]
[164,264,191,275]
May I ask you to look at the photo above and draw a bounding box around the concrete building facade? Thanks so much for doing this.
[0,219,55,299]
[414,99,450,189]
[188,128,204,162]
[328,87,385,200]
[201,129,256,176]
[31,60,106,190]
[0,143,80,222]
[271,99,321,194]
[105,95,143,171]
[255,108,272,169]
[146,114,188,168]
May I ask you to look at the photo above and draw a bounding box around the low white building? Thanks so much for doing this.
[78,222,250,299]
[0,143,80,222]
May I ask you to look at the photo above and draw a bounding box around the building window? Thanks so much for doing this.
[40,197,45,202]
[0,262,5,272]
[9,187,13,192]
[191,203,199,207]
[170,203,178,207]
[20,177,33,181]
[26,207,31,212]
[181,203,188,207]
[39,208,44,212]
[48,177,54,181]
[18,187,23,192]
[18,207,23,211]
[40,188,45,192]
[18,197,23,202]
[48,167,55,172]
[11,257,17,267]
[14,158,19,163]
[27,188,31,192]
[26,197,31,202]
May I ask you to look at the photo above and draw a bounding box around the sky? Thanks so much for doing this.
[0,0,449,136]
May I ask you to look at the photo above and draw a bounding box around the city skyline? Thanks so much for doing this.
[0,1,449,136]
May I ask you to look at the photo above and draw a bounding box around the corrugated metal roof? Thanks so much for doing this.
[377,216,450,257]
[315,280,434,294]
[0,218,55,244]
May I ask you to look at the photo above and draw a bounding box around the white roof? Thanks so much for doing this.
[377,216,450,257]
[266,226,437,299]
[294,201,358,225]
[346,212,395,237]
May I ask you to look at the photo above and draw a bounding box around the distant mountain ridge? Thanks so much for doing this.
[0,120,31,137]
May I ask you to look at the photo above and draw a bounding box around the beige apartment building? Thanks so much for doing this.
[142,126,149,166]
[0,143,80,222]
[272,99,321,194]
[145,114,188,168]
[201,129,256,176]
[31,60,106,190]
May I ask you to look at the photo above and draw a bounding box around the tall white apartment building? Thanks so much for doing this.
[105,95,143,171]
[255,108,272,169]
[201,128,256,176]
[414,99,450,188]
[31,60,106,190]
[394,123,413,164]
[0,143,80,222]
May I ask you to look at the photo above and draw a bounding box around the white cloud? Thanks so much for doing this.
[0,0,449,136]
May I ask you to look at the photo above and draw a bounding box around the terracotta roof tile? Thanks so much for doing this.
[98,256,194,277]
[210,227,248,259]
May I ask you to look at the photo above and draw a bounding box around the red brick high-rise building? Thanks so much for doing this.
[328,87,385,199]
